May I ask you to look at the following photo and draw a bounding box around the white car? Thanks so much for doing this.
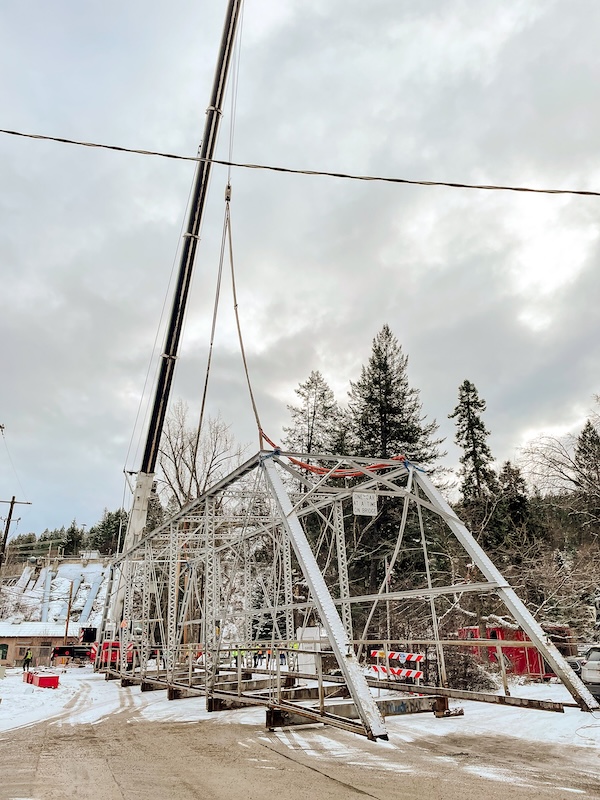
[581,646,600,697]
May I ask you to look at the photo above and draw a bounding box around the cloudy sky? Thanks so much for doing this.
[1,0,600,535]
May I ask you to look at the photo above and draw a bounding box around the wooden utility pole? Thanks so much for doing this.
[64,581,74,644]
[0,496,32,571]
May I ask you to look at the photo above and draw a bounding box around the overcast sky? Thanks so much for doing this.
[2,0,600,535]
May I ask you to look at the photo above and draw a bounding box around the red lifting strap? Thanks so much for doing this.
[260,431,405,477]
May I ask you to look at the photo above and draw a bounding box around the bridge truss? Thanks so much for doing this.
[103,449,598,740]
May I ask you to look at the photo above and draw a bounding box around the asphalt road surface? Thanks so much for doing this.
[2,707,598,799]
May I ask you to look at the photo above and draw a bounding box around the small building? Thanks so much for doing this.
[0,621,81,668]
[458,623,577,678]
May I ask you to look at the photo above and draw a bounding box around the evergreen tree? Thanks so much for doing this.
[497,460,529,530]
[283,370,345,455]
[63,520,85,556]
[449,379,498,502]
[348,325,443,464]
[86,509,128,554]
[489,460,538,555]
[574,420,600,494]
[146,482,164,533]
[573,419,600,531]
[344,326,443,600]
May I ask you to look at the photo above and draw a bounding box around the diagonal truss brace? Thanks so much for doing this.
[262,455,388,740]
[415,470,600,712]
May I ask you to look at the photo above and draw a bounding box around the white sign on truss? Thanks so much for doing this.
[352,492,378,516]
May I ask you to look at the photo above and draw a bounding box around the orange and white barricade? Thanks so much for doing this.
[371,664,423,680]
[370,649,424,663]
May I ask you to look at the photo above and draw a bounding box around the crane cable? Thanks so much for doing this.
[225,4,266,448]
[190,196,228,492]
[190,13,267,472]
[226,196,265,449]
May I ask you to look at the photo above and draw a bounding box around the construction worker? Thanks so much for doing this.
[23,648,33,671]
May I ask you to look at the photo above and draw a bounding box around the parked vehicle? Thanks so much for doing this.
[93,641,158,669]
[581,646,600,697]
[565,656,583,676]
[51,645,92,661]
[94,641,133,667]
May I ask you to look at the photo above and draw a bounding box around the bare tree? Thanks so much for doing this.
[520,399,600,535]
[158,399,245,510]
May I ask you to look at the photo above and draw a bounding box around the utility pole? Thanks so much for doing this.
[64,581,74,644]
[0,496,32,571]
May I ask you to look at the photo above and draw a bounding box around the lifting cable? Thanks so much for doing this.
[190,194,228,492]
[186,5,415,465]
[189,13,257,483]
[226,192,265,449]
[260,430,406,477]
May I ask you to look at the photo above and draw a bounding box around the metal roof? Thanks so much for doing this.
[0,621,82,638]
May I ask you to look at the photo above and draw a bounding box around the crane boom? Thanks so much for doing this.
[122,0,243,554]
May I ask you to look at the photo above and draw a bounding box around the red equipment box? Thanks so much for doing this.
[31,673,59,689]
[22,671,34,684]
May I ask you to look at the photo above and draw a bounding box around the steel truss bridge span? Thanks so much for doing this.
[100,450,598,740]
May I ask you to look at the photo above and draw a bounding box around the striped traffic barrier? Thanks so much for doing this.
[369,649,424,663]
[371,664,423,680]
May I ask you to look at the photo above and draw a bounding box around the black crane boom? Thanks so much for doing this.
[141,0,243,475]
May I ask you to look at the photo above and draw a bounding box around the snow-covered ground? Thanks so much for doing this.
[1,665,599,750]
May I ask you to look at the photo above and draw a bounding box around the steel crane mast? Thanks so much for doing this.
[122,0,243,556]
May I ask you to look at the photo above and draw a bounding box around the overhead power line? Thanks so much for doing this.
[1,127,599,198]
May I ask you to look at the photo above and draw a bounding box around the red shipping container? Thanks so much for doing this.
[31,673,59,689]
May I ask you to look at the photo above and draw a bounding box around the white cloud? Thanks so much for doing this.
[1,0,600,532]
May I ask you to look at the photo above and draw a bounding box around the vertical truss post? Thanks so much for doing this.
[414,470,600,712]
[243,540,252,643]
[334,500,353,641]
[415,485,447,685]
[140,541,152,676]
[166,522,178,681]
[120,558,134,675]
[262,456,388,740]
[204,497,218,654]
[282,534,294,643]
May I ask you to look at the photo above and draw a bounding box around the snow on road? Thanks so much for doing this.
[1,665,599,752]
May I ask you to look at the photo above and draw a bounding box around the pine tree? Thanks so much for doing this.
[283,370,345,455]
[573,419,600,531]
[344,326,443,599]
[574,420,600,494]
[497,460,529,529]
[449,379,498,502]
[490,460,538,554]
[348,325,443,464]
[86,509,128,554]
[63,520,84,556]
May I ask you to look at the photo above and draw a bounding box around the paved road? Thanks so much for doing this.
[2,707,598,800]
